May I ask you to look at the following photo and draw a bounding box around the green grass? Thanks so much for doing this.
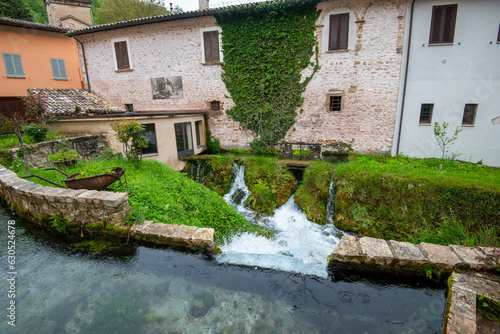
[18,157,271,244]
[0,132,72,149]
[334,154,500,247]
[336,154,500,188]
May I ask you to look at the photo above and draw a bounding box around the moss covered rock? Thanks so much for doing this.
[294,162,336,224]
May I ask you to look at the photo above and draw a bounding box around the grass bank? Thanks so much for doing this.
[17,157,271,244]
[334,155,500,246]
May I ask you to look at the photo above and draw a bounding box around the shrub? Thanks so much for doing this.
[205,130,221,154]
[21,123,48,142]
[47,149,79,162]
[250,139,275,155]
[109,119,149,162]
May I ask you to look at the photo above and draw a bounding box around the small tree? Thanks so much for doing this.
[433,121,462,170]
[109,119,149,163]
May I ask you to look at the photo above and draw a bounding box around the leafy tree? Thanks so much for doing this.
[95,0,169,24]
[0,0,33,21]
[23,0,48,23]
[109,119,149,163]
[433,121,462,170]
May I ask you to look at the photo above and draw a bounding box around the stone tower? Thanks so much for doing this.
[45,0,93,29]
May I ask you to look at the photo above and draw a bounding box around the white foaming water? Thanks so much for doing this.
[218,164,344,277]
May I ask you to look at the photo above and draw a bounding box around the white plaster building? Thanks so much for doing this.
[67,0,407,156]
[393,0,500,166]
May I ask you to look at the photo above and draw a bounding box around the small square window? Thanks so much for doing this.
[462,104,477,125]
[211,101,220,111]
[419,104,433,124]
[125,104,134,113]
[140,123,158,154]
[329,96,342,112]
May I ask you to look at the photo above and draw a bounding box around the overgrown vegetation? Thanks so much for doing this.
[109,119,149,163]
[243,157,297,214]
[295,162,336,224]
[20,157,270,244]
[215,1,320,149]
[334,155,500,246]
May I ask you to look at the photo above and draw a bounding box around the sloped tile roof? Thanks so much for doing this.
[29,88,124,117]
[67,0,316,36]
[0,16,69,33]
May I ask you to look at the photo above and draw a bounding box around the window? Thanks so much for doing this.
[50,58,67,80]
[210,101,220,111]
[195,120,203,147]
[462,104,477,125]
[497,24,500,43]
[140,124,158,155]
[429,5,457,44]
[2,53,25,78]
[419,104,433,124]
[329,13,349,51]
[203,31,220,63]
[125,104,134,113]
[175,122,193,157]
[112,38,131,70]
[329,96,342,112]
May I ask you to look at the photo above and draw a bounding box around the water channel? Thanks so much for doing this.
[0,161,447,333]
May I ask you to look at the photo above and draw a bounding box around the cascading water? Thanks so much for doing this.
[217,163,345,277]
[326,175,335,224]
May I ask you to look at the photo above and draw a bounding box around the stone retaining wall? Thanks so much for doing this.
[9,134,108,168]
[0,164,215,251]
[0,164,129,225]
[330,236,499,334]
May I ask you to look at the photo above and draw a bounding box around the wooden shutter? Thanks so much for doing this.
[429,5,457,44]
[114,41,130,70]
[329,14,349,50]
[58,59,67,79]
[204,31,220,63]
[50,59,67,79]
[3,53,24,77]
[50,59,60,79]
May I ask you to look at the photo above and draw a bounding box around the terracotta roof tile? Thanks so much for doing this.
[29,88,123,117]
[0,16,69,33]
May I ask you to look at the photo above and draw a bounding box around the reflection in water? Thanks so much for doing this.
[0,204,446,333]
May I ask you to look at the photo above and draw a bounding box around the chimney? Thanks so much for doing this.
[199,0,209,10]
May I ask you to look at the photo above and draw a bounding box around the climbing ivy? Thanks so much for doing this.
[215,1,321,148]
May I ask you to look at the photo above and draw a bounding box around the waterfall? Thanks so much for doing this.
[326,174,335,224]
[218,164,345,277]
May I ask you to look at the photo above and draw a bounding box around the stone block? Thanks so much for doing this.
[450,245,494,271]
[331,235,360,257]
[359,237,394,265]
[190,228,215,249]
[453,272,500,303]
[389,240,427,265]
[420,242,462,270]
[57,189,89,203]
[448,285,476,321]
[102,192,128,207]
[75,190,99,203]
[172,225,198,239]
[444,314,476,334]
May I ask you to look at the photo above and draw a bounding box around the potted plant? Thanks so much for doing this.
[48,149,80,167]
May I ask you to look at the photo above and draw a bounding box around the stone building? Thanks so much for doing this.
[67,0,407,155]
[45,0,93,29]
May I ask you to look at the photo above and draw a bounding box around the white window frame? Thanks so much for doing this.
[50,58,68,80]
[2,53,25,78]
[321,8,356,53]
[200,27,223,64]
[111,37,133,71]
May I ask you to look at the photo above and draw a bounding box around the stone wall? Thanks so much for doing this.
[0,164,130,226]
[77,0,405,153]
[9,134,108,168]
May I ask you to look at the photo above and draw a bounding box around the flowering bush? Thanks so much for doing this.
[22,123,48,143]
[109,119,149,162]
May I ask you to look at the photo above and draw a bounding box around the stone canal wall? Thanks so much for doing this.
[0,164,130,225]
[330,236,500,334]
[0,164,215,251]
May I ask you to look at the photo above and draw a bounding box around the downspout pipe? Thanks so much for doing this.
[395,0,416,155]
[73,35,91,93]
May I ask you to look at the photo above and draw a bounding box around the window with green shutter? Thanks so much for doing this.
[50,58,67,80]
[2,53,25,78]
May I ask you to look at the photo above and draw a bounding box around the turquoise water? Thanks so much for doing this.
[0,203,446,333]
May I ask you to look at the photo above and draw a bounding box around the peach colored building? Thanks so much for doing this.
[0,17,84,99]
